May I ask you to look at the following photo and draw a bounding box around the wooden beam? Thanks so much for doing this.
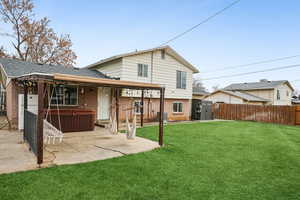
[23,84,28,141]
[140,90,144,127]
[37,81,44,165]
[159,88,165,146]
[53,73,162,89]
[115,88,119,131]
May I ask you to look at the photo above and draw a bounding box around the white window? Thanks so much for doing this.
[134,100,142,114]
[286,91,289,97]
[161,49,165,59]
[173,102,183,113]
[277,90,280,100]
[50,85,78,106]
[137,64,148,77]
[176,70,187,89]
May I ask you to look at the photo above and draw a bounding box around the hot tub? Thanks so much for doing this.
[44,109,96,132]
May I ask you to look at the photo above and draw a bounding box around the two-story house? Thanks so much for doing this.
[204,79,294,105]
[85,46,199,122]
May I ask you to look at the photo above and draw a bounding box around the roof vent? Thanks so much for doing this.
[260,79,268,82]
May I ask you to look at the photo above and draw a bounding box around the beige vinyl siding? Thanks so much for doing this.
[273,83,293,105]
[122,53,152,83]
[95,59,122,78]
[204,92,244,104]
[121,50,193,99]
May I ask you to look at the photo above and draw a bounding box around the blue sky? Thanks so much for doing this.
[1,0,300,91]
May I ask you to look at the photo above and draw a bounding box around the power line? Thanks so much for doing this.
[202,54,300,73]
[291,79,300,83]
[158,0,241,46]
[202,64,300,81]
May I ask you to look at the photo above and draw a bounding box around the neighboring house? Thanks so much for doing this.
[204,90,269,105]
[0,58,110,129]
[292,99,300,105]
[192,87,210,100]
[222,79,294,105]
[85,46,199,121]
[205,79,294,105]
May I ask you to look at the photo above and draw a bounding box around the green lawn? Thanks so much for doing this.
[1,121,300,200]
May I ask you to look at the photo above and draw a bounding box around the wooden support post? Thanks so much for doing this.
[141,90,144,127]
[23,84,28,141]
[115,88,119,131]
[37,81,44,165]
[159,88,165,146]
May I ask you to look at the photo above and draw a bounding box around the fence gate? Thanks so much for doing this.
[24,110,38,156]
[192,100,213,120]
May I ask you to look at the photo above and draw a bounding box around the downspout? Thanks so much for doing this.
[150,51,154,83]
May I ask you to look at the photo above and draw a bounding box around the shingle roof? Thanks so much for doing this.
[219,90,269,102]
[0,58,110,79]
[223,80,291,91]
[192,87,210,96]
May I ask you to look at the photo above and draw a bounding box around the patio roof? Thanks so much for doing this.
[15,73,164,90]
[53,73,163,90]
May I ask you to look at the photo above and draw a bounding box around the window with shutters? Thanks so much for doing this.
[176,70,187,89]
[137,64,148,77]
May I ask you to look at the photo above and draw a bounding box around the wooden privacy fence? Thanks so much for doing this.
[296,106,300,125]
[213,104,299,126]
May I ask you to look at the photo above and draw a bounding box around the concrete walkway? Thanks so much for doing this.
[0,127,159,175]
[0,130,36,174]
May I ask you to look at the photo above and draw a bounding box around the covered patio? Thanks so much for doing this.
[14,73,165,166]
[44,126,159,166]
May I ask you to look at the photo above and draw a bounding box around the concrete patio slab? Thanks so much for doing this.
[0,130,36,174]
[0,127,159,174]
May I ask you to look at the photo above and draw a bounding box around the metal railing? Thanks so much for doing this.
[24,110,38,156]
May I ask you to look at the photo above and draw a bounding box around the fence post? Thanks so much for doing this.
[159,88,165,146]
[141,90,144,127]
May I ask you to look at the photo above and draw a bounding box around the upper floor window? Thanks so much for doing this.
[277,90,280,100]
[176,70,187,89]
[161,50,165,59]
[173,102,183,113]
[137,64,148,77]
[286,91,289,97]
[50,85,78,106]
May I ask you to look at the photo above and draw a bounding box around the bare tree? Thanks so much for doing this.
[0,0,77,66]
[212,85,220,92]
[292,89,300,99]
[193,77,207,92]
